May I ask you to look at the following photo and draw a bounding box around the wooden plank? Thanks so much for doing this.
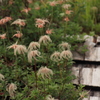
[72,51,84,60]
[93,91,100,97]
[96,48,100,61]
[97,36,100,43]
[85,47,97,61]
[72,64,100,87]
[92,66,100,86]
[80,67,93,86]
[89,96,99,100]
[71,65,80,84]
[83,98,88,100]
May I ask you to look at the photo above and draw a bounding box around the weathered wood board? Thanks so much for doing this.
[72,35,100,61]
[72,64,100,87]
[82,91,100,100]
[72,35,100,100]
[83,97,100,100]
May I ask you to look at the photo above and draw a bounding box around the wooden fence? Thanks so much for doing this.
[72,35,100,100]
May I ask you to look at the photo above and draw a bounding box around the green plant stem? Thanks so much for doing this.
[15,55,18,79]
[3,40,7,63]
[34,60,38,88]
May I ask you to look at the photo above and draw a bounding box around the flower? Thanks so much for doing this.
[59,42,70,50]
[6,83,17,98]
[11,19,26,26]
[7,42,18,49]
[35,18,49,28]
[64,17,70,21]
[50,51,61,62]
[0,17,12,25]
[21,8,31,14]
[36,18,49,25]
[28,50,41,63]
[14,45,27,55]
[62,4,71,9]
[0,73,4,81]
[0,33,6,39]
[37,67,53,79]
[39,35,52,45]
[60,50,72,60]
[46,29,53,34]
[28,42,40,51]
[12,31,23,38]
[57,0,64,4]
[48,1,58,6]
[27,0,33,4]
[46,95,58,100]
[65,10,73,15]
[36,24,44,28]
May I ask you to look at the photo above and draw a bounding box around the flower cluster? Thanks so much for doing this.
[0,17,12,25]
[37,67,53,79]
[11,19,26,26]
[6,83,17,98]
[35,18,49,28]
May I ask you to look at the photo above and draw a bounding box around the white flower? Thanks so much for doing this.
[0,73,4,81]
[6,83,17,98]
[39,35,52,45]
[11,19,26,26]
[28,42,40,51]
[46,95,58,100]
[59,42,70,50]
[50,51,61,62]
[37,67,53,79]
[60,50,72,60]
[7,41,18,49]
[28,50,41,63]
[14,45,27,55]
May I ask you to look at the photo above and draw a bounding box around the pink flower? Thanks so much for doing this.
[36,24,44,28]
[12,31,23,38]
[64,17,70,22]
[11,19,26,26]
[46,29,53,34]
[27,0,33,4]
[57,0,64,4]
[21,8,31,14]
[0,17,12,25]
[0,33,6,39]
[65,10,73,15]
[35,18,49,28]
[8,42,18,49]
[48,1,58,6]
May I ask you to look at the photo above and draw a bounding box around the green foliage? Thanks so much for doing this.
[0,0,92,100]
